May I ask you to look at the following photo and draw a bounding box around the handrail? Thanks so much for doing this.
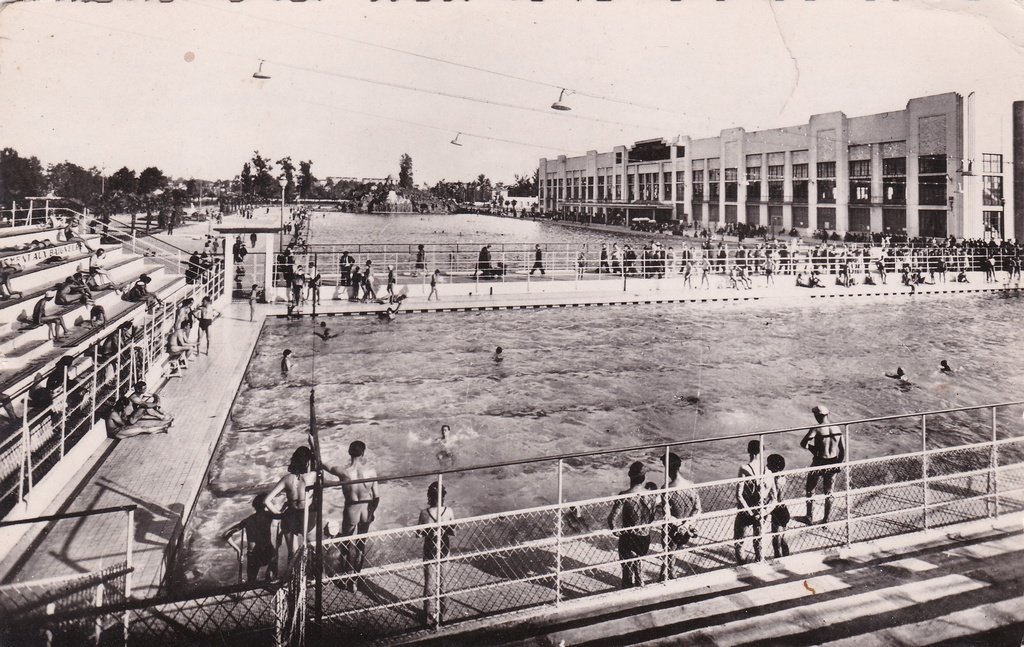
[318,399,1024,488]
[0,504,137,528]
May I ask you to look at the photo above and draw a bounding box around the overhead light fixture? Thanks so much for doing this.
[450,132,463,146]
[551,88,572,111]
[252,60,271,80]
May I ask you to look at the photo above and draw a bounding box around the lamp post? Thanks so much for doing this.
[278,177,287,251]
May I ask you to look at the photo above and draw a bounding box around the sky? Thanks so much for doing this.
[2,0,1024,186]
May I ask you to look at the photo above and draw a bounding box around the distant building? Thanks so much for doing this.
[539,92,1022,240]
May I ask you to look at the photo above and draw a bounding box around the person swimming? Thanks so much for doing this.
[493,346,503,363]
[435,424,455,465]
[315,321,335,341]
[885,366,910,382]
[281,349,293,375]
[939,360,954,374]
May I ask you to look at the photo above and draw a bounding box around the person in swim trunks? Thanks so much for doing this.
[222,493,280,583]
[265,446,318,568]
[800,405,845,525]
[326,441,380,591]
[607,461,656,588]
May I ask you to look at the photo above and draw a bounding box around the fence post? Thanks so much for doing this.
[991,406,999,517]
[60,370,68,460]
[843,424,852,547]
[433,473,443,628]
[757,434,767,563]
[921,414,929,530]
[555,459,563,606]
[661,445,671,581]
[19,393,29,503]
[274,586,286,647]
[93,581,104,646]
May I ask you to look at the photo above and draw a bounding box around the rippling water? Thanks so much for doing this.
[177,214,1024,589]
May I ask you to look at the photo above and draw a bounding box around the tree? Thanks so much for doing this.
[251,151,277,199]
[108,166,138,194]
[276,156,296,202]
[239,162,253,196]
[508,169,539,197]
[398,154,414,190]
[48,161,100,204]
[138,166,168,194]
[297,160,316,199]
[0,148,47,205]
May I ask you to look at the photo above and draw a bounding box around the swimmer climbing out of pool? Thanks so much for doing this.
[378,297,406,322]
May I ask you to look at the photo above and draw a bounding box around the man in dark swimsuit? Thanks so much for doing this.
[607,461,655,588]
[800,405,845,524]
[326,441,380,591]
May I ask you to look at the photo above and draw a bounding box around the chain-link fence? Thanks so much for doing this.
[4,402,1024,646]
[306,402,1024,644]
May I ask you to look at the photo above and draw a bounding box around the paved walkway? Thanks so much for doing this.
[0,302,268,597]
[403,512,1024,647]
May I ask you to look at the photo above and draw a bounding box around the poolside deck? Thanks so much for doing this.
[0,302,268,597]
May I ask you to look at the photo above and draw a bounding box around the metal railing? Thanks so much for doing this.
[229,244,1019,302]
[303,400,1024,643]
[0,208,55,230]
[0,264,226,521]
[2,401,1022,645]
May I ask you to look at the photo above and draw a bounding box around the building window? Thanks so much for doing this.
[983,175,1003,206]
[849,160,871,204]
[792,164,809,179]
[849,207,871,232]
[746,204,760,224]
[747,181,761,202]
[983,210,1003,239]
[615,176,621,201]
[883,157,906,205]
[768,181,784,202]
[982,153,1003,174]
[725,204,738,223]
[792,206,809,228]
[918,209,947,238]
[615,152,623,165]
[793,179,809,203]
[918,154,946,175]
[769,205,783,228]
[816,207,836,231]
[597,175,605,201]
[627,174,635,201]
[675,171,685,201]
[883,208,906,233]
[918,154,947,206]
[709,203,719,222]
[746,167,761,181]
[709,169,720,182]
[587,176,594,201]
[816,162,836,204]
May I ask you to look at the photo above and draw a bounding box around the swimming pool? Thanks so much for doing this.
[177,288,1024,589]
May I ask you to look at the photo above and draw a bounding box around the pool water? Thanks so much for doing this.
[178,284,1024,589]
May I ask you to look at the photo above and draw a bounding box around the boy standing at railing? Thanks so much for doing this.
[222,494,280,583]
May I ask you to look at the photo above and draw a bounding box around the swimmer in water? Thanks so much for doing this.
[314,321,335,341]
[440,424,450,443]
[939,360,954,374]
[281,349,292,375]
[493,346,503,363]
[885,366,910,382]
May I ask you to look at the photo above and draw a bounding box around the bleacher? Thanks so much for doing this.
[0,212,223,521]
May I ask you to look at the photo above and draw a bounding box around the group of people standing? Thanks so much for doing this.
[607,405,845,588]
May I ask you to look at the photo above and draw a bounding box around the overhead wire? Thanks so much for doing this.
[181,0,700,121]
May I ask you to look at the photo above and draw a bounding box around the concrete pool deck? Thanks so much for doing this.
[0,272,1020,599]
[271,271,1022,318]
